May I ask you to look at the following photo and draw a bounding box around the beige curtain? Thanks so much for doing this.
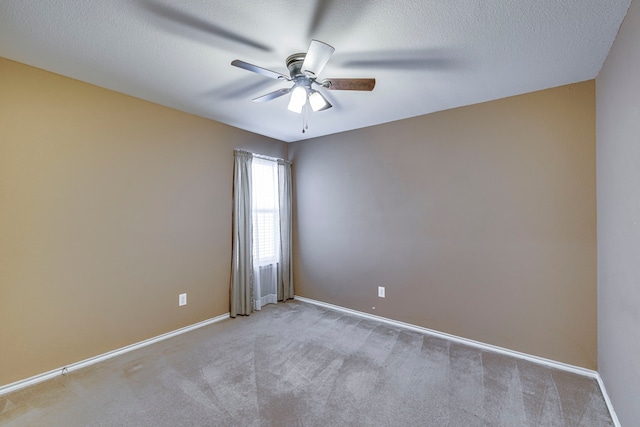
[230,150,253,317]
[278,159,294,301]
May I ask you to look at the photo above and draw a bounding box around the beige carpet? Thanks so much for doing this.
[1,300,613,426]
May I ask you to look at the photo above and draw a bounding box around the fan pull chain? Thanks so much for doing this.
[302,102,309,133]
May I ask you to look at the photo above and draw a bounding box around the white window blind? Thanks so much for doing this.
[251,157,279,265]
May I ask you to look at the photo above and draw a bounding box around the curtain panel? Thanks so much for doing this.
[230,150,253,317]
[278,159,294,301]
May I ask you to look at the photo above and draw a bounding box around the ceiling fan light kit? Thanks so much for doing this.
[309,90,330,112]
[232,40,375,132]
[287,85,307,113]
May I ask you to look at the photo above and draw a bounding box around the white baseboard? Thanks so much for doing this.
[294,296,620,427]
[0,313,230,396]
[596,374,622,427]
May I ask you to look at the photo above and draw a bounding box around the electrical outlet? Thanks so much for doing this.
[378,286,385,298]
[179,293,187,306]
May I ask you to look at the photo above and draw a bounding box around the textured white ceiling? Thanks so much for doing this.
[0,0,631,142]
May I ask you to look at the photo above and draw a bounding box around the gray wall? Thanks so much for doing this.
[290,81,597,369]
[596,0,640,424]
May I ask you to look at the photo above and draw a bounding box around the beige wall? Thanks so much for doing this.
[0,57,287,386]
[596,0,640,424]
[290,81,597,369]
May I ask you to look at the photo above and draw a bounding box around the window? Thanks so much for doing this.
[251,157,280,266]
[230,150,293,316]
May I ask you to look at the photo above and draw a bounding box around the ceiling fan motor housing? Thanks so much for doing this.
[287,53,316,93]
[286,53,307,78]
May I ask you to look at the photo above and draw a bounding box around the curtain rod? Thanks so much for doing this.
[235,149,291,164]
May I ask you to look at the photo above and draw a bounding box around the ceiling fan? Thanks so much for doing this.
[231,40,375,117]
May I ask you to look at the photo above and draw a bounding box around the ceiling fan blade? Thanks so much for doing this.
[307,0,334,37]
[138,1,271,52]
[336,48,461,71]
[231,60,290,81]
[342,58,457,70]
[252,88,292,102]
[323,78,376,91]
[306,0,372,39]
[211,79,275,100]
[301,40,335,76]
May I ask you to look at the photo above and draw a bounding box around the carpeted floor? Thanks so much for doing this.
[1,300,613,426]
